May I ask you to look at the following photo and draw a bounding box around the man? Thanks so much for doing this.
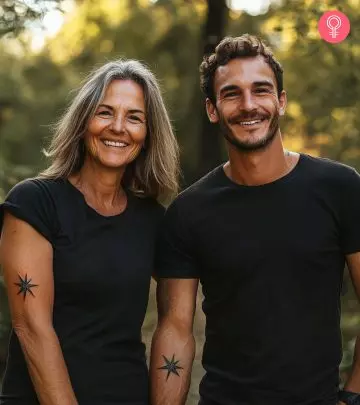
[150,34,360,405]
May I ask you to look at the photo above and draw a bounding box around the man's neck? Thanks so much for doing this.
[224,133,299,186]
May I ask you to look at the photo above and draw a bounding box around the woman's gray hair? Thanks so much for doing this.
[40,59,180,203]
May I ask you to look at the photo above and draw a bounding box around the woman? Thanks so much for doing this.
[0,59,179,404]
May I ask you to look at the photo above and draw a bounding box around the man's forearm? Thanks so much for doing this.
[15,324,78,405]
[150,320,195,405]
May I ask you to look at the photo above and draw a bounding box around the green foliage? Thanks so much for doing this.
[0,0,63,36]
[0,277,10,380]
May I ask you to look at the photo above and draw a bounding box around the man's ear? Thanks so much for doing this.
[278,90,287,116]
[206,98,219,123]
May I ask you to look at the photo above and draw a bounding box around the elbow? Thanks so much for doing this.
[12,315,54,344]
[13,317,56,362]
[157,316,194,342]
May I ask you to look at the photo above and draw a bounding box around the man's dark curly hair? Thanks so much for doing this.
[200,34,284,103]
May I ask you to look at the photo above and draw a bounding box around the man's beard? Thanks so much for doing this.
[219,109,280,153]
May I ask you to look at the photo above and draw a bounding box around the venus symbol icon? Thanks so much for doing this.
[326,15,342,38]
[318,10,350,44]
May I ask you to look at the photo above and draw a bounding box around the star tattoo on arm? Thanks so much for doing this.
[14,274,38,300]
[158,354,183,380]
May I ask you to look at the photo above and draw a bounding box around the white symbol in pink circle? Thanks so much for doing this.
[318,10,350,44]
[327,15,342,38]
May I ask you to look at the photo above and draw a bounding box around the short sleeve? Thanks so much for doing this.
[0,179,57,245]
[340,168,360,255]
[155,199,199,279]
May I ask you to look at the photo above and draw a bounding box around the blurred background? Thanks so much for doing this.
[0,0,360,402]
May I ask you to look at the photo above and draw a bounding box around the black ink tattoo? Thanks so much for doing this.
[14,274,38,300]
[158,354,183,380]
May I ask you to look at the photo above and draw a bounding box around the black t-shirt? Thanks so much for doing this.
[0,178,164,405]
[156,153,360,405]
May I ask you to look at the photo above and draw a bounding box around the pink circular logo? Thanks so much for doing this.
[318,10,350,43]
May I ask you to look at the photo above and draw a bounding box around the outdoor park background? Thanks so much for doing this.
[0,0,359,402]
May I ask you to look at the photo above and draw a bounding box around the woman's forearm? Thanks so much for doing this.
[15,323,78,405]
[343,335,360,392]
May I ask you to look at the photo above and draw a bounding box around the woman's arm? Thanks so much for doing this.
[0,212,78,405]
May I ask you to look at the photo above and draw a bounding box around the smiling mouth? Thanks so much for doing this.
[236,118,266,127]
[102,140,129,148]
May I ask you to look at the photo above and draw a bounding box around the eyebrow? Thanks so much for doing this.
[128,109,146,115]
[252,80,274,88]
[220,80,275,95]
[97,104,145,115]
[97,104,113,110]
[219,85,239,95]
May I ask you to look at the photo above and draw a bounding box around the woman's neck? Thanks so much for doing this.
[69,157,126,210]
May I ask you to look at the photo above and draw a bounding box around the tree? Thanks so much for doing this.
[196,0,229,178]
[0,0,63,36]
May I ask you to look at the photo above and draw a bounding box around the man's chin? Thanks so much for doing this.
[225,131,277,152]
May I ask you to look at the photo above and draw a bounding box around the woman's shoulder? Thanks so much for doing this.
[1,177,66,244]
[4,177,65,206]
[7,177,65,197]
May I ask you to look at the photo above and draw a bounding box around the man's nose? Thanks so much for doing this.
[241,91,256,111]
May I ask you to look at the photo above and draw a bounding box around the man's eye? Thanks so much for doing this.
[224,92,237,98]
[254,88,269,94]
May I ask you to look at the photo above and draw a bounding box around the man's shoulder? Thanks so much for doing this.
[298,154,360,199]
[163,165,225,220]
[301,153,357,181]
[174,165,224,204]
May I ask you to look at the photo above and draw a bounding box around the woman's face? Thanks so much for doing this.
[84,79,147,170]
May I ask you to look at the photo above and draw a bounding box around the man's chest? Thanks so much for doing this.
[190,193,342,280]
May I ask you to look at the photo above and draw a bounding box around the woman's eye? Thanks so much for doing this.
[97,110,111,116]
[129,115,143,123]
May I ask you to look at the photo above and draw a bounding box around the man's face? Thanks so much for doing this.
[206,56,286,152]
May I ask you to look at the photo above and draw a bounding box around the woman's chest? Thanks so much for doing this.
[52,217,156,299]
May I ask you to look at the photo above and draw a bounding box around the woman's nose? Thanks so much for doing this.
[110,115,125,133]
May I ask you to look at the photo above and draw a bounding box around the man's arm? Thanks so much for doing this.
[150,278,199,405]
[0,212,78,405]
[342,252,360,392]
[338,251,360,405]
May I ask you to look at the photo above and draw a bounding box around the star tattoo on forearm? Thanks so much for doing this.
[14,274,38,300]
[158,354,183,380]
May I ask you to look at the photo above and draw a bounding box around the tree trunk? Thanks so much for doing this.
[197,0,229,178]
